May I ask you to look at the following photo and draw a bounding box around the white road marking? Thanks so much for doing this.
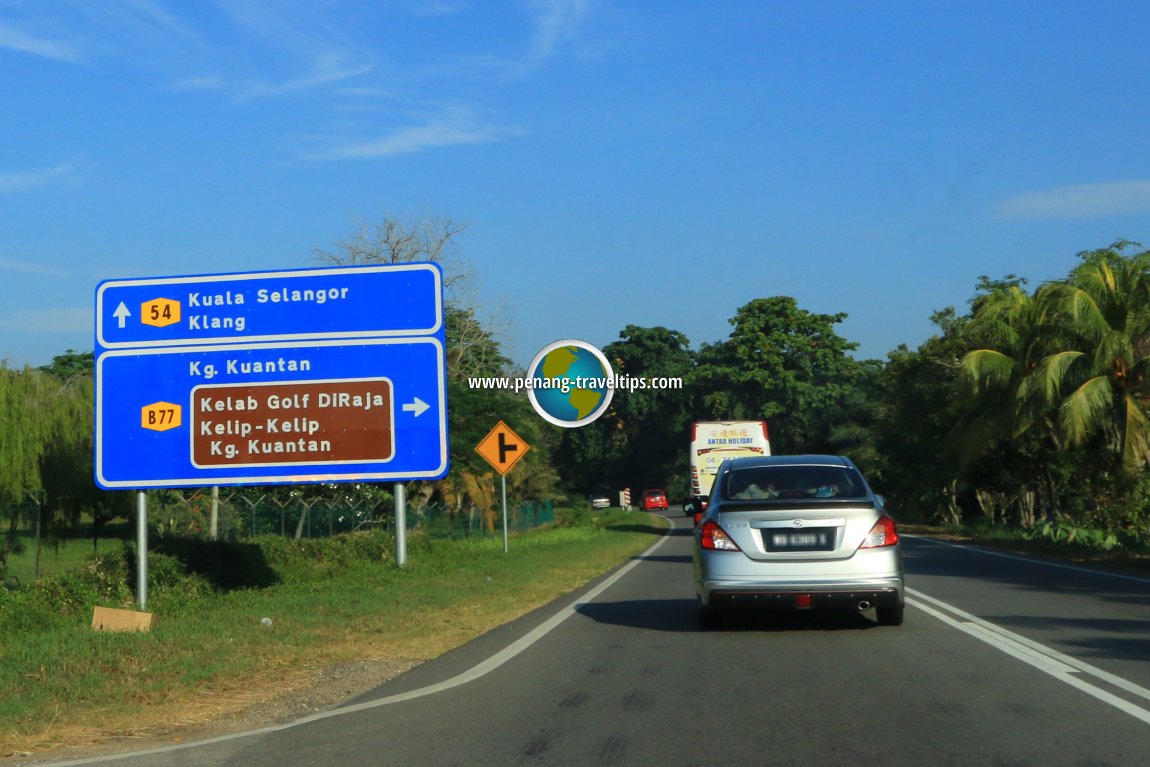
[905,534,1150,585]
[908,588,1150,726]
[31,528,674,766]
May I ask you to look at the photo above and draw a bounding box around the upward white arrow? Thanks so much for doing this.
[113,302,131,329]
[402,397,430,417]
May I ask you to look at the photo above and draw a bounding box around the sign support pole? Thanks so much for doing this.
[136,490,148,611]
[501,474,509,554]
[395,483,407,567]
[475,420,529,555]
[210,486,219,541]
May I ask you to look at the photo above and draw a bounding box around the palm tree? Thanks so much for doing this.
[1034,243,1150,472]
[956,278,1054,458]
[956,278,1068,525]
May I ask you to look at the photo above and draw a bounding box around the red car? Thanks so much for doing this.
[640,489,669,511]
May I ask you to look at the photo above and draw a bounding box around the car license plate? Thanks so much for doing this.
[766,529,834,552]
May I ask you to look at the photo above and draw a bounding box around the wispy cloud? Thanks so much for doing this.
[0,258,71,278]
[4,1,592,162]
[0,1,199,65]
[241,56,375,99]
[211,1,377,99]
[995,181,1150,220]
[0,164,75,194]
[465,0,588,78]
[309,107,523,159]
[0,19,83,62]
[0,308,91,333]
[3,1,375,99]
[525,0,588,64]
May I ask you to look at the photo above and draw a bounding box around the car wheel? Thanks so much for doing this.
[876,603,904,626]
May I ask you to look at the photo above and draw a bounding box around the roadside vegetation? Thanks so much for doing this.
[4,215,1150,753]
[0,507,667,757]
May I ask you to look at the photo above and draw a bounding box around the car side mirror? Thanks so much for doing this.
[875,494,886,508]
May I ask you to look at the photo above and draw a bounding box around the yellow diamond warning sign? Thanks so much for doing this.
[141,297,181,328]
[475,421,529,476]
[141,402,182,432]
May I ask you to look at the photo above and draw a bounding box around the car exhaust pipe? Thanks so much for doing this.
[857,600,871,611]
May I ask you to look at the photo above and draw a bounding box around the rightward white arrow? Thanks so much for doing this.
[402,397,430,417]
[113,302,131,329]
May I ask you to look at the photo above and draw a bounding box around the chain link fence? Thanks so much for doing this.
[3,491,555,586]
[145,489,553,541]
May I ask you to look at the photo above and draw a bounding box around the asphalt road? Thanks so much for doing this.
[37,510,1150,767]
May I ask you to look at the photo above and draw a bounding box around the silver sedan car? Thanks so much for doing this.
[693,454,905,627]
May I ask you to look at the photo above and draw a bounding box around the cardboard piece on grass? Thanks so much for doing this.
[92,605,156,632]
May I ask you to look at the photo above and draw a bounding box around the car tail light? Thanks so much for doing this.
[860,515,899,548]
[693,510,704,526]
[699,519,741,551]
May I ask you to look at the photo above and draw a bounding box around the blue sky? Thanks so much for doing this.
[2,0,1149,370]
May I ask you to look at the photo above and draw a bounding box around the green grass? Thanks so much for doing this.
[3,532,128,587]
[901,521,1150,571]
[0,508,668,756]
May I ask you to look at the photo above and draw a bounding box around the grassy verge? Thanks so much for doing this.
[3,532,129,587]
[0,508,668,758]
[901,522,1150,573]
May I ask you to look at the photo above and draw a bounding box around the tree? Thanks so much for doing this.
[954,244,1150,534]
[1038,242,1150,472]
[556,325,696,499]
[690,297,862,453]
[313,212,472,300]
[961,244,1150,474]
[861,306,969,522]
[314,213,561,517]
[0,364,100,568]
[38,350,95,381]
[955,276,1049,460]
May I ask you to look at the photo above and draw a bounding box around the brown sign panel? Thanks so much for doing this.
[475,420,529,476]
[191,378,393,467]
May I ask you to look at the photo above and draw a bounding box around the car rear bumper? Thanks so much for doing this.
[698,575,905,610]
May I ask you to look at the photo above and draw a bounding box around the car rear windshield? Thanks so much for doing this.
[721,466,868,501]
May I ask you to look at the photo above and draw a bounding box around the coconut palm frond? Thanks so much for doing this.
[1122,395,1150,471]
[968,286,1036,349]
[1060,376,1114,447]
[1020,350,1084,407]
[1042,283,1107,343]
[959,349,1016,394]
[1093,328,1135,375]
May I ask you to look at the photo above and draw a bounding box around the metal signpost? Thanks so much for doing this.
[475,421,530,553]
[95,263,448,607]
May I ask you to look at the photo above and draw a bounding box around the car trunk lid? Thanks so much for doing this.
[716,500,879,561]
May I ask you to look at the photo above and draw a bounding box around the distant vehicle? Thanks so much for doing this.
[689,421,770,505]
[693,454,905,628]
[590,494,611,510]
[640,489,669,511]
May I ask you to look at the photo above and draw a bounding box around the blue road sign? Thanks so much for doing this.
[95,263,443,350]
[94,262,448,489]
[95,338,448,488]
